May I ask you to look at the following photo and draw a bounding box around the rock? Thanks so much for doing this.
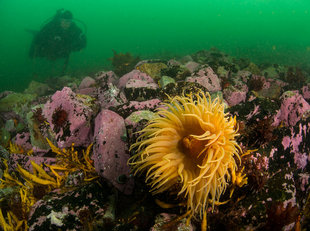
[186,66,221,92]
[150,213,195,231]
[223,86,247,107]
[117,70,156,90]
[0,145,10,160]
[126,79,158,90]
[8,154,56,173]
[0,93,36,113]
[13,132,32,151]
[216,66,229,78]
[261,64,287,80]
[97,83,127,109]
[167,59,181,66]
[191,48,237,72]
[136,62,168,81]
[43,87,96,148]
[26,105,52,150]
[125,110,157,128]
[28,181,115,231]
[125,110,157,146]
[0,128,10,147]
[236,70,252,83]
[248,75,286,99]
[257,79,283,99]
[245,62,261,75]
[92,109,133,195]
[159,76,175,88]
[4,119,15,132]
[161,64,191,81]
[161,81,207,99]
[302,84,310,100]
[45,75,79,92]
[184,61,200,73]
[79,76,96,89]
[77,76,97,96]
[0,91,14,100]
[114,99,162,118]
[123,76,159,101]
[95,71,118,87]
[77,87,97,97]
[24,81,52,96]
[272,91,310,127]
[179,55,193,64]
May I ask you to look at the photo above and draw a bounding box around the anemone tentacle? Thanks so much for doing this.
[129,91,242,219]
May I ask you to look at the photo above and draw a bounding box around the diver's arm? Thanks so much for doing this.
[34,20,58,46]
[70,24,87,51]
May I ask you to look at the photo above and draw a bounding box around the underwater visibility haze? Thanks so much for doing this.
[1,1,310,231]
[0,0,309,92]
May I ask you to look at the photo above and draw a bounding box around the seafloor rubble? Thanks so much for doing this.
[0,48,309,230]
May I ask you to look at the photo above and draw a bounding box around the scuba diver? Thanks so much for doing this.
[29,9,87,75]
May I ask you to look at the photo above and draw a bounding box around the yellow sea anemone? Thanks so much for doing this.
[129,91,242,219]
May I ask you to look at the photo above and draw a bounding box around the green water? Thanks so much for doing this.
[0,0,309,92]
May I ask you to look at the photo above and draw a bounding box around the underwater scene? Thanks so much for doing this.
[0,0,310,230]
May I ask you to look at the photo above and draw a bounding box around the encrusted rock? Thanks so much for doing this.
[43,87,96,148]
[124,78,159,101]
[186,66,221,92]
[95,71,119,87]
[92,109,133,195]
[136,61,167,81]
[159,76,175,88]
[223,86,247,106]
[28,181,114,231]
[97,83,127,109]
[272,91,310,127]
[184,61,200,73]
[24,81,52,97]
[117,70,155,89]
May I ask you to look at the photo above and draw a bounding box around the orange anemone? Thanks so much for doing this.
[129,91,242,219]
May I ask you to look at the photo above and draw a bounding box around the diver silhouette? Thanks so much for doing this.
[29,9,87,75]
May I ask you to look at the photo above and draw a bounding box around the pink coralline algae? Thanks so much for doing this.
[184,61,200,73]
[9,153,56,173]
[272,91,310,127]
[245,105,260,120]
[117,70,157,90]
[43,87,95,148]
[281,124,309,169]
[236,70,252,83]
[298,173,309,191]
[126,78,158,89]
[92,109,133,195]
[223,86,247,106]
[77,76,97,96]
[14,132,32,151]
[79,76,96,89]
[28,181,110,230]
[122,99,162,111]
[95,71,119,86]
[186,66,221,92]
[302,84,310,100]
[97,83,127,109]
